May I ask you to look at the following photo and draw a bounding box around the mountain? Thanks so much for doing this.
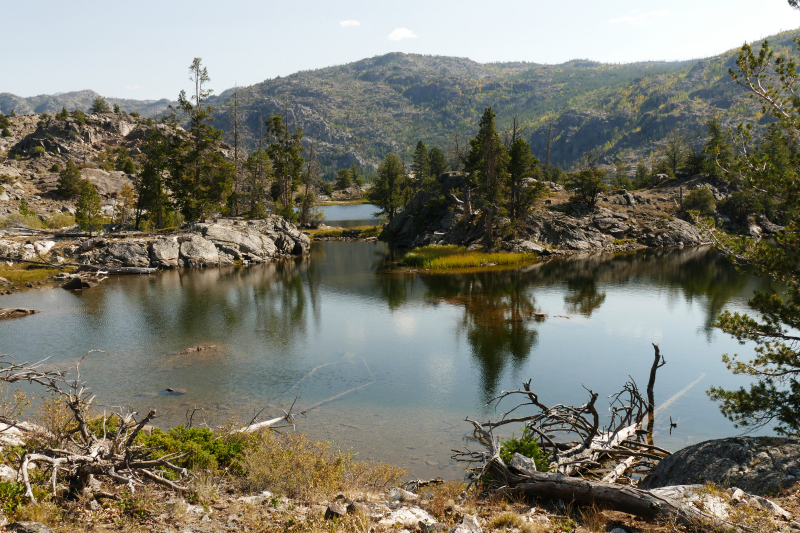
[0,90,175,118]
[4,29,799,173]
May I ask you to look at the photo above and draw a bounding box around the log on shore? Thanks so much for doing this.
[75,265,159,275]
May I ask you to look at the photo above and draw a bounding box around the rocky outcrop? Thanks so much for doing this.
[0,216,310,270]
[639,437,800,497]
[387,172,711,253]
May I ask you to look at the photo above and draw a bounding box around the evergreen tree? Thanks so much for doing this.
[170,58,235,221]
[704,31,800,434]
[75,179,103,236]
[57,160,82,198]
[371,153,407,220]
[113,103,121,114]
[300,143,322,227]
[244,147,272,218]
[703,117,734,180]
[506,137,541,225]
[135,126,178,229]
[662,128,686,176]
[411,140,429,182]
[335,167,353,189]
[566,154,608,209]
[633,162,649,189]
[466,108,509,247]
[612,161,632,189]
[114,182,136,227]
[428,147,449,178]
[90,97,111,114]
[265,114,304,221]
[56,107,68,120]
[350,163,363,187]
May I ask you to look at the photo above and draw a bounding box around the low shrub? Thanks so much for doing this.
[140,425,257,473]
[683,187,716,214]
[718,191,764,223]
[499,427,550,471]
[46,213,75,229]
[31,146,45,156]
[49,163,60,173]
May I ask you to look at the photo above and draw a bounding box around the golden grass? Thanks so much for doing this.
[0,264,61,286]
[402,244,536,269]
[318,198,371,205]
[305,225,381,239]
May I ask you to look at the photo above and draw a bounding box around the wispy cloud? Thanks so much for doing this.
[388,27,417,41]
[124,84,141,91]
[609,9,668,26]
[339,20,361,27]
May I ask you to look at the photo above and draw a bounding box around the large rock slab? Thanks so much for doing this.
[201,223,277,260]
[639,436,800,496]
[180,235,220,267]
[149,238,180,268]
[100,242,150,267]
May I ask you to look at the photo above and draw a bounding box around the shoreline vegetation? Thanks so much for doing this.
[400,244,538,270]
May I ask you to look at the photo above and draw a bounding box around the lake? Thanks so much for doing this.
[319,203,380,227]
[0,242,771,478]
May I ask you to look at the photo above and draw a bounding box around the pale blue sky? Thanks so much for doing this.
[3,0,799,100]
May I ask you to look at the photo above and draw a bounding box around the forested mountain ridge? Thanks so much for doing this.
[3,28,799,172]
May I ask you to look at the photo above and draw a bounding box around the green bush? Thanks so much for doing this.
[49,163,60,173]
[121,158,135,175]
[718,191,763,223]
[499,428,550,471]
[0,481,25,517]
[129,112,140,118]
[1,128,10,138]
[683,187,716,214]
[140,426,256,474]
[31,146,45,156]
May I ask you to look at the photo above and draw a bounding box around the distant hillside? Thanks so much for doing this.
[0,90,175,118]
[5,29,799,173]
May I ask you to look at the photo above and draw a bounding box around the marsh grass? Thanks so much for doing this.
[402,245,536,269]
[0,264,61,286]
[305,225,381,239]
[319,199,371,205]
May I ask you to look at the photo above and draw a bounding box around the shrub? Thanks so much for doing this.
[121,158,135,175]
[1,128,10,138]
[499,427,550,471]
[18,199,33,217]
[46,212,75,229]
[70,109,87,124]
[566,168,607,209]
[240,431,403,501]
[129,112,140,118]
[49,163,60,173]
[683,187,716,214]
[31,146,45,156]
[718,191,764,223]
[113,103,120,114]
[141,426,256,473]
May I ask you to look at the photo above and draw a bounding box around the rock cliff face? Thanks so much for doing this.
[0,217,311,269]
[386,172,710,253]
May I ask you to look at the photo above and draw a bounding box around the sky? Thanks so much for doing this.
[3,0,800,101]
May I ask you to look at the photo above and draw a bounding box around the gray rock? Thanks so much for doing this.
[7,522,56,533]
[510,453,538,475]
[61,277,91,290]
[388,487,418,502]
[149,238,180,268]
[202,223,276,259]
[0,193,8,202]
[325,502,347,519]
[451,514,481,533]
[180,235,220,267]
[517,241,545,254]
[101,242,150,267]
[639,436,800,496]
[80,237,107,251]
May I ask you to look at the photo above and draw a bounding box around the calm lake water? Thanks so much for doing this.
[0,242,772,478]
[320,203,380,227]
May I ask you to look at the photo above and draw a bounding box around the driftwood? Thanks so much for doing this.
[75,265,158,275]
[452,345,751,531]
[0,352,188,502]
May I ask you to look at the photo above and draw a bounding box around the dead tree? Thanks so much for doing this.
[452,345,752,531]
[0,353,189,503]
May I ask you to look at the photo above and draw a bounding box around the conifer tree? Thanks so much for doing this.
[336,167,352,189]
[466,108,509,247]
[244,147,272,218]
[411,141,429,182]
[75,180,103,236]
[428,147,449,179]
[371,153,407,220]
[57,160,82,198]
[265,114,304,221]
[507,138,542,225]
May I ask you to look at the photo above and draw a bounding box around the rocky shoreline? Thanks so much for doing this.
[0,216,310,274]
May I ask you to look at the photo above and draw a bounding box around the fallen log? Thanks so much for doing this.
[75,265,159,275]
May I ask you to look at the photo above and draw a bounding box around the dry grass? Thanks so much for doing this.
[578,503,607,532]
[0,265,61,287]
[239,431,404,502]
[490,510,523,529]
[305,225,381,238]
[402,244,536,269]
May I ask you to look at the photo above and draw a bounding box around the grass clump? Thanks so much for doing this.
[305,224,381,239]
[402,244,535,270]
[0,265,60,286]
[491,511,523,529]
[239,431,403,502]
[1,212,45,229]
[46,212,75,229]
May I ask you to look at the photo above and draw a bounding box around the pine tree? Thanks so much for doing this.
[428,147,449,178]
[244,147,272,218]
[56,107,69,120]
[350,163,363,187]
[507,138,541,225]
[75,180,103,236]
[90,97,111,114]
[265,114,304,221]
[411,140,429,183]
[371,153,407,220]
[703,30,800,434]
[662,128,687,176]
[57,160,82,198]
[336,167,353,189]
[466,108,509,247]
